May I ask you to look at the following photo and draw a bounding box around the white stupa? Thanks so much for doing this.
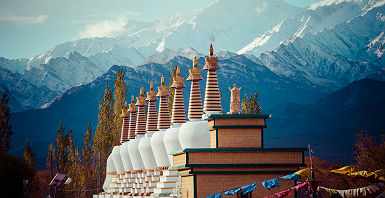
[111,145,125,175]
[163,66,186,164]
[103,154,116,193]
[138,81,158,169]
[179,56,210,149]
[126,93,145,170]
[151,75,172,167]
[119,102,133,173]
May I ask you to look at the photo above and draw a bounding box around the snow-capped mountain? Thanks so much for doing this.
[141,48,204,65]
[0,57,29,73]
[238,0,379,55]
[22,51,104,92]
[25,0,301,69]
[0,67,58,112]
[257,1,385,88]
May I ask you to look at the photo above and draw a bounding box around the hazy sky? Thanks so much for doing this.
[0,0,322,59]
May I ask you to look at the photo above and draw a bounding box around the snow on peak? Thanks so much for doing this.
[237,20,284,54]
[309,0,355,10]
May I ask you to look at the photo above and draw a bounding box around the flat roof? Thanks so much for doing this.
[209,114,270,119]
[170,147,307,155]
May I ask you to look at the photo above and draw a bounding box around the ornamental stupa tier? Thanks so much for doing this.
[170,65,187,124]
[128,92,145,171]
[156,75,171,130]
[139,82,158,170]
[163,65,185,165]
[135,88,147,136]
[187,56,204,120]
[128,95,137,140]
[146,81,158,132]
[120,102,130,144]
[203,44,222,114]
[151,75,172,167]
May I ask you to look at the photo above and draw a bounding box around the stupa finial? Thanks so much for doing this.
[193,56,198,69]
[176,65,181,77]
[161,75,165,86]
[120,101,129,117]
[146,81,158,102]
[209,43,213,56]
[131,95,134,104]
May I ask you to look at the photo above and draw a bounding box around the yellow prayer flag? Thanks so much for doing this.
[330,166,355,175]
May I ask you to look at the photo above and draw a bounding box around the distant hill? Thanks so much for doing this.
[265,78,385,164]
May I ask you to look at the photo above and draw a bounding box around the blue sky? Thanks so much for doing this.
[0,0,321,59]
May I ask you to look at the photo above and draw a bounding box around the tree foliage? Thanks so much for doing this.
[93,81,115,189]
[23,140,36,168]
[241,91,262,114]
[353,131,385,171]
[0,89,12,153]
[41,70,129,196]
[112,67,127,146]
[168,66,177,119]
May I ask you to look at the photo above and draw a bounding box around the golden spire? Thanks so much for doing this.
[203,44,220,71]
[146,81,158,101]
[187,56,203,81]
[171,66,186,89]
[128,95,137,112]
[136,88,146,106]
[176,65,181,77]
[120,101,129,117]
[209,43,213,57]
[157,75,169,97]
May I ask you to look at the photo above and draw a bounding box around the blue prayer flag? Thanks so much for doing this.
[206,192,221,198]
[280,173,301,180]
[262,178,280,190]
[241,183,258,195]
[224,187,241,195]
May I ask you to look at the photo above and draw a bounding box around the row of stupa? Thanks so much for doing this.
[96,44,305,198]
[100,44,230,197]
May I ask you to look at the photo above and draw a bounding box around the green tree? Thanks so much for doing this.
[0,89,12,153]
[241,91,262,114]
[168,66,177,119]
[112,67,127,146]
[23,140,36,168]
[55,122,71,173]
[46,139,57,189]
[81,123,94,197]
[93,81,115,188]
